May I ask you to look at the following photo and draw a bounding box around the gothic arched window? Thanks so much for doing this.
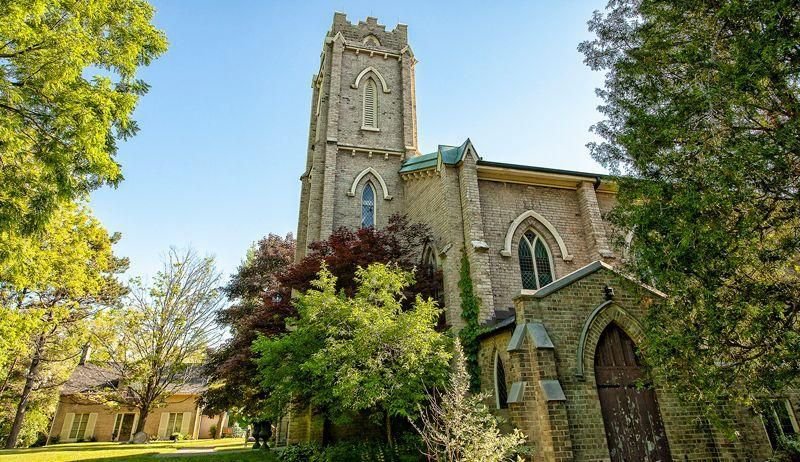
[361,183,376,228]
[362,78,378,129]
[518,230,554,290]
[495,352,508,409]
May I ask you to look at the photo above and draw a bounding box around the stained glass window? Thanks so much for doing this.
[361,183,375,228]
[519,230,554,290]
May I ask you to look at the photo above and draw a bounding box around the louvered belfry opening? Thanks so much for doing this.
[362,77,377,128]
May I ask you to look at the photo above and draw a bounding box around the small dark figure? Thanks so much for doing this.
[251,420,272,449]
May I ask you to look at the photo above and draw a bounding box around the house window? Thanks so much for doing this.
[495,352,508,409]
[362,78,378,129]
[69,413,90,441]
[167,412,184,436]
[361,183,376,228]
[518,230,554,290]
[763,399,798,449]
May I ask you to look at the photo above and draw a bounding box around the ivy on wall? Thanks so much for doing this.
[458,250,482,392]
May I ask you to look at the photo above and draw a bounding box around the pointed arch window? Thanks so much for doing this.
[361,183,376,228]
[362,78,378,130]
[495,352,508,409]
[518,230,554,290]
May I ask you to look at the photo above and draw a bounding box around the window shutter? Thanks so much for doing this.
[180,412,192,435]
[60,413,75,441]
[157,413,169,439]
[85,413,97,439]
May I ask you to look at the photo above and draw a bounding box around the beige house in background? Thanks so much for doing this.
[49,361,228,443]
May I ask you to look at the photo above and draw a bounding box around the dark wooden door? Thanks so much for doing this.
[595,323,671,462]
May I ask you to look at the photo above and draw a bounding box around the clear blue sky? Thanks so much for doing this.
[89,0,608,281]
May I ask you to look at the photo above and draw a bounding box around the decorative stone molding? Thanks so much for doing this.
[500,210,574,261]
[352,66,391,93]
[575,300,645,380]
[346,167,392,200]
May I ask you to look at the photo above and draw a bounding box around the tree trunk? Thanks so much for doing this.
[4,335,44,448]
[385,412,394,448]
[135,406,149,435]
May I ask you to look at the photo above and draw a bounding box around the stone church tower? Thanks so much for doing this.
[296,13,418,259]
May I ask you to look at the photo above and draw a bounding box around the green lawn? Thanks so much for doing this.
[0,439,278,462]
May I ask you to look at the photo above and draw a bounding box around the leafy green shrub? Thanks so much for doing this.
[276,442,424,462]
[170,432,186,441]
[277,443,320,462]
[768,436,800,462]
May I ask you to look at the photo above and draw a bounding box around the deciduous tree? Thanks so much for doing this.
[0,0,167,234]
[92,248,223,436]
[580,0,800,414]
[252,264,450,443]
[0,202,127,448]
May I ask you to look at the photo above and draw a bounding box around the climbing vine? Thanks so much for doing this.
[458,250,482,391]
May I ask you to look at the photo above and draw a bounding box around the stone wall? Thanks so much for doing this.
[476,266,779,461]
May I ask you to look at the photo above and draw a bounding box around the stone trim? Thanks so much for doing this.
[346,167,392,200]
[519,260,667,300]
[508,381,526,404]
[500,210,574,261]
[507,322,554,351]
[351,66,392,93]
[539,379,567,402]
[575,300,645,380]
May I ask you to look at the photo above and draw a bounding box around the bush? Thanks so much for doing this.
[170,432,186,441]
[768,436,800,462]
[276,442,424,462]
[209,424,217,439]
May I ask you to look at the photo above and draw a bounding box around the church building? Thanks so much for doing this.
[291,13,797,461]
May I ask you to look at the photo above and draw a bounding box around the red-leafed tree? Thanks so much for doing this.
[202,215,443,417]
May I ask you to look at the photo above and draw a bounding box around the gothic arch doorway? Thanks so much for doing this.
[595,323,671,462]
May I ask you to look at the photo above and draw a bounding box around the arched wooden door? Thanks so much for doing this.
[595,323,671,462]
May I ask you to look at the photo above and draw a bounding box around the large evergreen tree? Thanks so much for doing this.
[580,0,800,412]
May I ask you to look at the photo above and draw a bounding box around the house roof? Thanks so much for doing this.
[61,364,209,396]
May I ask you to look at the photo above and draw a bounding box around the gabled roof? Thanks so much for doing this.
[399,139,474,173]
[523,260,667,299]
[61,364,209,396]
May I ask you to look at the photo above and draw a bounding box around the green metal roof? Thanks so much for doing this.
[399,139,471,173]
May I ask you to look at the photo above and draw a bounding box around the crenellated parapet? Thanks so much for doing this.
[330,12,409,53]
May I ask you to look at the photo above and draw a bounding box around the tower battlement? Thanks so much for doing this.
[330,12,408,50]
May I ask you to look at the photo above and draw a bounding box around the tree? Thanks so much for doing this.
[91,248,223,436]
[202,234,295,418]
[413,339,527,462]
[580,0,800,414]
[202,215,442,419]
[252,263,451,443]
[0,202,127,448]
[0,0,167,235]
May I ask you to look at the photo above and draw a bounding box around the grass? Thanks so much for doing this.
[0,438,278,462]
